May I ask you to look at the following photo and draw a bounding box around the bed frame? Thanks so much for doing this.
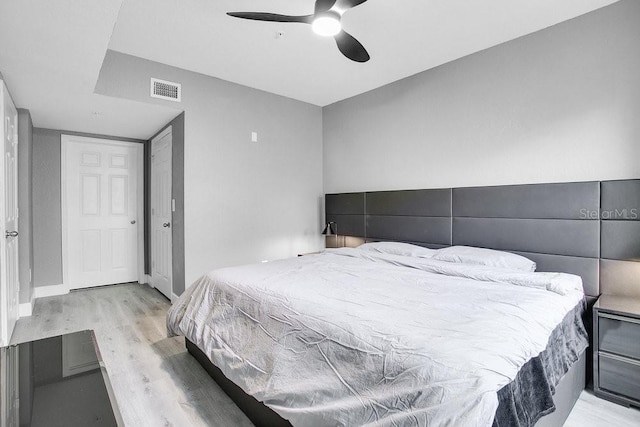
[187,339,292,427]
[187,179,640,426]
[186,339,586,427]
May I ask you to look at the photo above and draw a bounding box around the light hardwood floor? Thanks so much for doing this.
[10,283,640,427]
[11,283,252,427]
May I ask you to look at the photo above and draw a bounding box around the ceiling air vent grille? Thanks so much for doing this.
[150,78,181,102]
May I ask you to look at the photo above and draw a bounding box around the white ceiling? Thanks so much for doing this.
[0,0,179,139]
[0,0,620,138]
[109,0,620,106]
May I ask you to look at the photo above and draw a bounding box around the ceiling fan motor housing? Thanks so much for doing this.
[312,11,342,37]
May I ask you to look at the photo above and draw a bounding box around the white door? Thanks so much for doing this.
[62,135,143,289]
[62,331,99,377]
[0,81,19,347]
[151,127,172,299]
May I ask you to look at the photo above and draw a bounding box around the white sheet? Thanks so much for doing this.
[167,248,584,426]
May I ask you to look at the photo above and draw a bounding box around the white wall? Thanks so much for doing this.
[323,0,640,193]
[96,51,324,285]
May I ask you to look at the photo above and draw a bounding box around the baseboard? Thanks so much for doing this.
[19,302,32,317]
[144,274,152,285]
[171,292,179,303]
[19,292,36,317]
[33,284,69,299]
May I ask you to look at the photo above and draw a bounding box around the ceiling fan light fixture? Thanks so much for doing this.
[226,0,371,62]
[312,12,341,37]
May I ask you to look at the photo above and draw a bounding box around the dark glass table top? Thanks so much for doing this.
[1,330,121,426]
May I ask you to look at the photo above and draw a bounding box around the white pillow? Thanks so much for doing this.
[432,246,536,272]
[358,242,436,258]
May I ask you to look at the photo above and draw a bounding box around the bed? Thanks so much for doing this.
[167,245,588,426]
[167,179,640,426]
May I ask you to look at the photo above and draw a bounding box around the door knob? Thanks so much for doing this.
[162,222,171,228]
[5,231,18,238]
[130,220,136,224]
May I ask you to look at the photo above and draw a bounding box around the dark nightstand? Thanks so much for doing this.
[593,294,640,408]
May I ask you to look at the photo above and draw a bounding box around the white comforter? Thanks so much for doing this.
[167,248,584,426]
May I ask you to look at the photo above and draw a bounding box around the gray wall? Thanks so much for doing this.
[32,128,146,287]
[146,113,186,295]
[95,51,324,286]
[17,109,33,304]
[323,0,640,193]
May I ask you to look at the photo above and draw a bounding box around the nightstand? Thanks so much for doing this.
[593,294,640,408]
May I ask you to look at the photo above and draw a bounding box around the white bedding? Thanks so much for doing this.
[167,248,584,426]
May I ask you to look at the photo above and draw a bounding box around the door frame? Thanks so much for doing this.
[61,135,145,290]
[0,82,21,346]
[150,126,173,300]
[0,81,19,347]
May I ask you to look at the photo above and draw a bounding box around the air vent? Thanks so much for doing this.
[150,78,181,102]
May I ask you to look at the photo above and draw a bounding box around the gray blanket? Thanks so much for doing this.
[493,299,588,426]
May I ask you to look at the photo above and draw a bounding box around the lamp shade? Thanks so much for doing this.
[322,222,337,236]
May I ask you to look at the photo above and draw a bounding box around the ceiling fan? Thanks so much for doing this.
[227,0,370,63]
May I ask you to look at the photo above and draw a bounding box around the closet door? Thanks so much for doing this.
[62,135,143,289]
[150,126,172,300]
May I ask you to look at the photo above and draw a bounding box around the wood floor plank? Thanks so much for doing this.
[564,389,640,427]
[10,282,640,426]
[11,283,253,427]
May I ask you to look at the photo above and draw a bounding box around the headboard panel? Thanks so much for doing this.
[365,189,452,247]
[512,252,600,297]
[452,182,600,219]
[451,182,601,296]
[600,180,640,296]
[367,216,451,247]
[325,179,640,299]
[452,218,599,257]
[367,189,451,216]
[325,192,365,237]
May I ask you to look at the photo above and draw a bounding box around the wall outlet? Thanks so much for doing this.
[251,131,258,143]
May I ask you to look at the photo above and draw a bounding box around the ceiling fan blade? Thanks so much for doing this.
[226,12,312,24]
[314,0,337,14]
[335,0,368,10]
[334,30,370,62]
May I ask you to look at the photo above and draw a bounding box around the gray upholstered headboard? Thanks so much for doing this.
[326,180,640,301]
